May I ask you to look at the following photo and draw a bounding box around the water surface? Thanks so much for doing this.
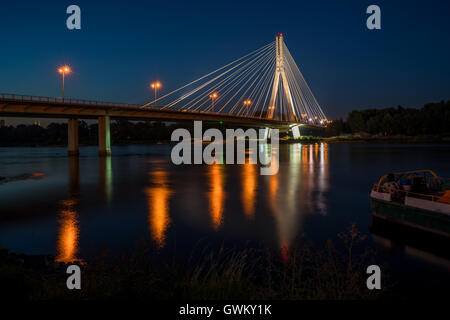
[1,143,449,297]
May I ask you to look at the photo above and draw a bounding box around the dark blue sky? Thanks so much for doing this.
[1,0,449,121]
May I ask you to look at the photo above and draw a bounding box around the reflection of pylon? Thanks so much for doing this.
[268,33,296,121]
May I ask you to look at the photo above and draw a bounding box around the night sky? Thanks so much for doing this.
[1,0,450,124]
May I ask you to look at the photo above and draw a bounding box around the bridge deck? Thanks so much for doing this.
[0,94,321,128]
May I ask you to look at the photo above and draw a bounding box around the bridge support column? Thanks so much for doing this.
[68,118,79,156]
[263,127,272,140]
[291,125,301,139]
[98,115,111,156]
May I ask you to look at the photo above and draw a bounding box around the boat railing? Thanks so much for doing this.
[387,187,442,202]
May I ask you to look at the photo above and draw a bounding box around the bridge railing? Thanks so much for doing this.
[0,93,324,126]
[0,93,140,108]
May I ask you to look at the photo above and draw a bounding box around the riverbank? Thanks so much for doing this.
[0,225,389,301]
[323,134,450,144]
[282,134,450,144]
[1,134,450,148]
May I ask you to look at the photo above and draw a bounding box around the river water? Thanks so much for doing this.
[0,143,449,298]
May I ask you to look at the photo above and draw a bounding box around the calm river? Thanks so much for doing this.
[1,143,449,298]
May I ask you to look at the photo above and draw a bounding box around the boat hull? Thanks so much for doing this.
[370,197,450,237]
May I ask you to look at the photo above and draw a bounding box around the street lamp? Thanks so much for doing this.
[150,81,162,105]
[210,92,218,110]
[243,99,252,114]
[58,65,71,101]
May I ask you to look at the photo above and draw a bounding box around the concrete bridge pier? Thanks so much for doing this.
[291,125,301,139]
[67,118,79,156]
[262,127,272,140]
[98,115,111,156]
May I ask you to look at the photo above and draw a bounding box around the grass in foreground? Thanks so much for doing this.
[1,225,388,300]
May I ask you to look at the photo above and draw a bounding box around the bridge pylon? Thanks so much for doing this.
[267,33,297,121]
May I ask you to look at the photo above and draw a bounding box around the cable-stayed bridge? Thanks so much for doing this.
[142,34,327,124]
[0,34,328,156]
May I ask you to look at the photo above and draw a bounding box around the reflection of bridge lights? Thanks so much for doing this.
[146,170,172,248]
[242,163,257,219]
[208,164,225,230]
[99,156,113,203]
[56,199,81,263]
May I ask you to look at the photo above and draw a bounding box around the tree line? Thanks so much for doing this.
[0,120,180,146]
[325,100,450,136]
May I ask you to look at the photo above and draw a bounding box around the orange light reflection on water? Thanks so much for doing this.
[55,199,81,263]
[208,164,225,230]
[146,170,172,248]
[241,162,257,219]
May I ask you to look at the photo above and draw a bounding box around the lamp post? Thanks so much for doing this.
[268,105,275,117]
[209,92,218,110]
[150,81,161,105]
[58,65,71,101]
[243,99,252,115]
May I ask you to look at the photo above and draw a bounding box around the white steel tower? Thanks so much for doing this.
[268,33,296,121]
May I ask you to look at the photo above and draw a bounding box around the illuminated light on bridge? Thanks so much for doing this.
[209,92,218,110]
[58,66,71,74]
[58,65,71,100]
[150,81,162,104]
[241,99,252,115]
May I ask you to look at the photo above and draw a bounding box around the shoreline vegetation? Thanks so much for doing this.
[0,133,449,148]
[1,100,449,146]
[0,225,389,300]
[0,128,449,147]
